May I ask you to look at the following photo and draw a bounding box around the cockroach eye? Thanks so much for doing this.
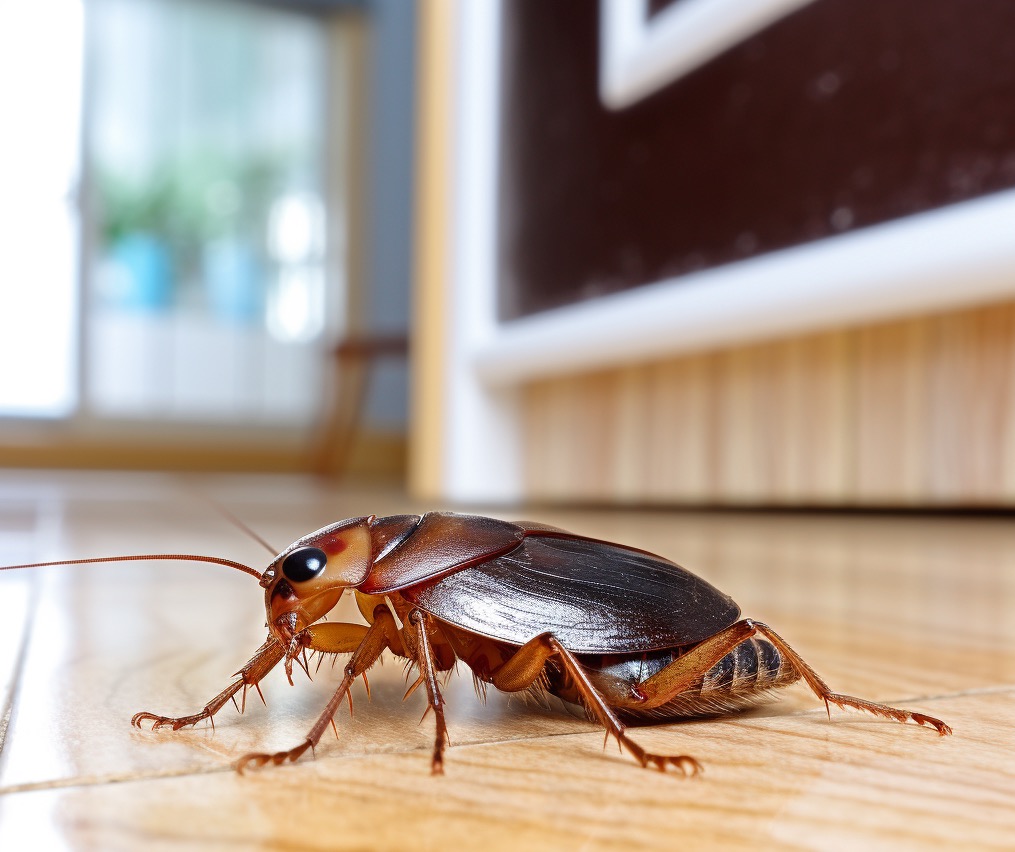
[281,547,328,583]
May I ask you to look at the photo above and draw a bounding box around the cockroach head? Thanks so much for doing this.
[262,516,375,636]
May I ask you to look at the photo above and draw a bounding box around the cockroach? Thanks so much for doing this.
[1,511,951,775]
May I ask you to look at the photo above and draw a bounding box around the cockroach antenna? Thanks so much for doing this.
[0,553,263,580]
[184,485,279,556]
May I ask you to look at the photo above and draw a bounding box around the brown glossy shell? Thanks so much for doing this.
[390,518,741,654]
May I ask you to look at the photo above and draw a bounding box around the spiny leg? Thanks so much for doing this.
[236,612,403,772]
[407,610,451,774]
[132,637,285,731]
[750,621,951,734]
[617,619,950,735]
[490,632,701,775]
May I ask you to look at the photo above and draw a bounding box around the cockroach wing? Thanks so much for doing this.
[402,534,741,653]
[361,512,527,594]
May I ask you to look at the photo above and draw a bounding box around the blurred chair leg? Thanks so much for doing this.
[311,334,409,478]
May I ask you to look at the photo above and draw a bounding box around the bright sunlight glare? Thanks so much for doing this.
[0,0,82,418]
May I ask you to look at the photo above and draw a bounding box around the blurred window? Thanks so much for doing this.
[85,0,335,424]
[0,1,83,418]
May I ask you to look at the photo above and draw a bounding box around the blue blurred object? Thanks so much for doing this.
[108,233,173,312]
[203,237,263,324]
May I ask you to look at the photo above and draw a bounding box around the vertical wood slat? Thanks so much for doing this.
[409,0,455,499]
[646,356,712,501]
[521,303,1015,506]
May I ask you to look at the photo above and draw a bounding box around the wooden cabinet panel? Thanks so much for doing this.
[522,303,1015,505]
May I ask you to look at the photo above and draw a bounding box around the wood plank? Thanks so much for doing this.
[0,692,1007,851]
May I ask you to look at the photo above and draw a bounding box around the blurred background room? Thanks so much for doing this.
[3,0,1015,508]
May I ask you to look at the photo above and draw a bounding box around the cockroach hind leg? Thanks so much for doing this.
[749,622,952,736]
[822,692,952,735]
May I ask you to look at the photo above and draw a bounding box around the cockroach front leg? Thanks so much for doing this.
[132,637,285,731]
[236,610,404,772]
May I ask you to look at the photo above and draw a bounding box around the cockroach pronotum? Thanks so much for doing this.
[1,511,951,774]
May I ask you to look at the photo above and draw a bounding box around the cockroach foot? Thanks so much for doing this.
[130,710,210,731]
[236,739,313,773]
[911,712,952,736]
[642,752,703,776]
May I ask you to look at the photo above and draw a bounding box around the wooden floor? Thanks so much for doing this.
[0,471,1012,850]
